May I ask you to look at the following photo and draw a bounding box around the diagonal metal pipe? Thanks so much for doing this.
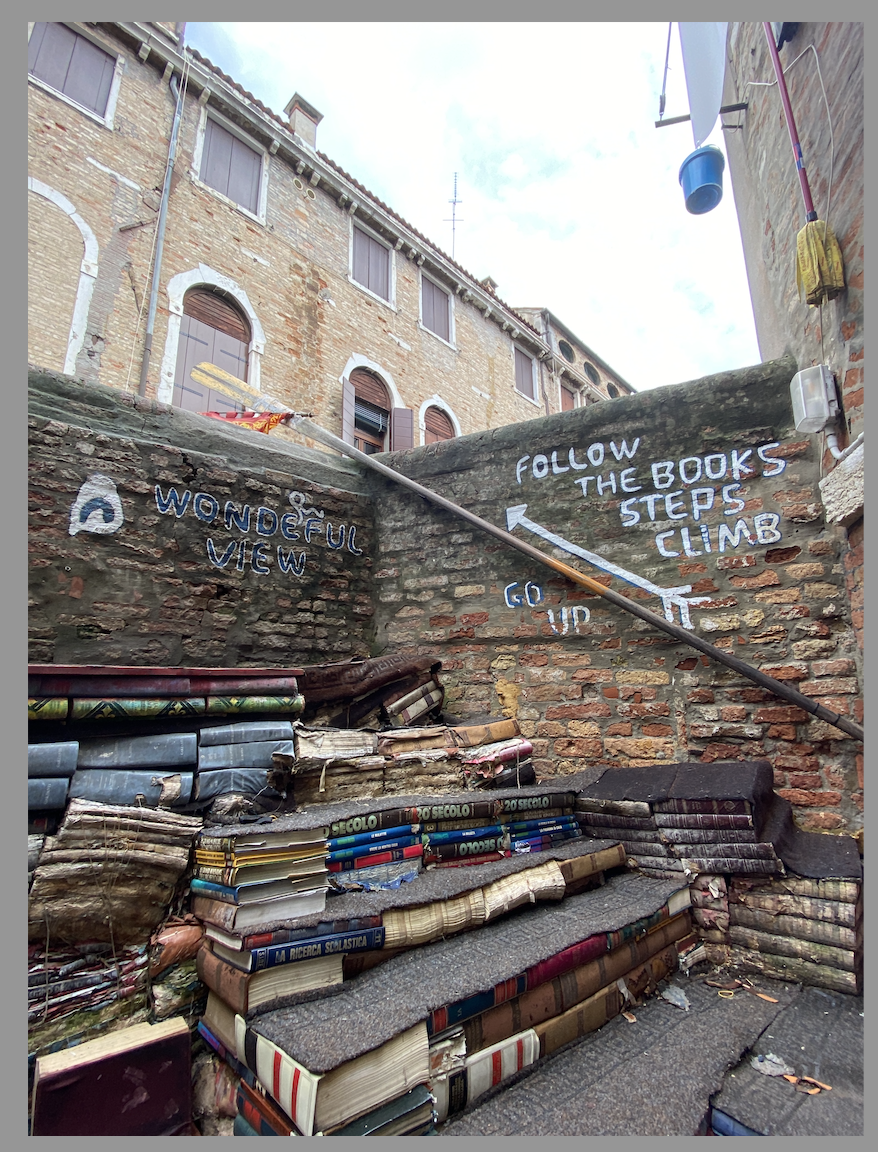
[290,415,863,744]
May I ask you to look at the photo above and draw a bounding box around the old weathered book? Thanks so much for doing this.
[653,812,756,830]
[197,819,329,856]
[199,720,297,746]
[190,875,327,904]
[30,1017,191,1136]
[326,1083,436,1136]
[28,778,69,809]
[679,856,782,876]
[376,718,521,756]
[194,853,328,887]
[727,924,858,972]
[296,653,438,704]
[28,742,79,778]
[203,914,383,953]
[202,989,239,1055]
[576,796,653,819]
[432,1029,540,1123]
[727,888,861,925]
[75,731,197,768]
[661,826,758,844]
[194,767,284,801]
[729,945,860,995]
[652,797,753,816]
[237,1078,301,1135]
[198,740,293,770]
[190,886,328,932]
[424,834,510,863]
[728,875,859,903]
[235,1016,430,1136]
[727,905,860,949]
[461,913,691,1053]
[328,843,424,873]
[196,942,343,1014]
[69,768,194,807]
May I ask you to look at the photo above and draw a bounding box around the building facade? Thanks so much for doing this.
[27,20,632,457]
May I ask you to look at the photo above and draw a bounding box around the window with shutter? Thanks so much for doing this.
[172,289,251,413]
[421,276,450,342]
[561,385,576,412]
[200,117,263,216]
[28,23,117,119]
[514,348,536,400]
[351,225,391,302]
[424,406,455,444]
[348,368,391,453]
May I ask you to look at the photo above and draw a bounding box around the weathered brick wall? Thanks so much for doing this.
[371,355,862,833]
[27,192,82,372]
[724,22,864,441]
[27,23,578,449]
[28,370,377,668]
[28,361,863,831]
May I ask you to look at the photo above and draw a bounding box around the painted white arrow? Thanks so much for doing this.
[505,504,711,630]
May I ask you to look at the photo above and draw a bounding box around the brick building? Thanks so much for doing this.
[27,20,632,454]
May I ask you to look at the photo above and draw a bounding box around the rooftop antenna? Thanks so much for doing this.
[444,172,463,260]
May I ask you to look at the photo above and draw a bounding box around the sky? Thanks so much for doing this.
[184,21,762,393]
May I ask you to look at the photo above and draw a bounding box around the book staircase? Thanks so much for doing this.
[27,659,862,1136]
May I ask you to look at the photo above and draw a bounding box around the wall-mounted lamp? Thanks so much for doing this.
[790,365,838,434]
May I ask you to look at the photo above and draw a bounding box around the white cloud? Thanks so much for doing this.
[185,21,760,390]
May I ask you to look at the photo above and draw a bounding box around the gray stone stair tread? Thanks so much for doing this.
[247,870,685,1073]
[439,974,799,1136]
[710,984,864,1135]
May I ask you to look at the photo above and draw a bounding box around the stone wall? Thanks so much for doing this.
[28,370,377,669]
[27,361,863,833]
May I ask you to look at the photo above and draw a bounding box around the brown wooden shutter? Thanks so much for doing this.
[422,278,450,341]
[183,289,250,344]
[201,119,261,215]
[515,348,535,399]
[341,378,356,446]
[561,385,576,412]
[349,368,389,409]
[390,407,415,452]
[424,406,455,443]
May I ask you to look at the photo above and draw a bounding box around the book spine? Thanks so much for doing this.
[671,842,778,860]
[458,1030,540,1112]
[558,843,627,886]
[326,835,422,863]
[234,915,384,950]
[327,844,423,873]
[28,742,80,778]
[575,797,653,818]
[525,933,609,989]
[450,719,520,746]
[507,816,580,834]
[75,732,198,768]
[679,857,782,875]
[205,694,304,716]
[236,1017,321,1137]
[326,824,420,850]
[653,798,753,816]
[495,792,575,816]
[728,946,860,995]
[423,835,508,861]
[392,688,444,726]
[653,812,755,830]
[423,824,503,845]
[727,924,858,972]
[728,890,860,926]
[190,895,238,931]
[190,676,300,696]
[196,1021,258,1089]
[428,974,529,1036]
[197,742,286,770]
[189,878,238,903]
[728,905,859,949]
[398,799,498,825]
[661,827,757,844]
[576,812,658,831]
[236,1081,297,1136]
[252,927,386,971]
[196,945,248,1015]
[729,876,860,903]
[424,851,507,870]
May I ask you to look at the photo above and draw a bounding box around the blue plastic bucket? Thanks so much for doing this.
[678,145,725,215]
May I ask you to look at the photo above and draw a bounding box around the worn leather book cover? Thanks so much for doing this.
[196,942,343,1014]
[30,1018,191,1136]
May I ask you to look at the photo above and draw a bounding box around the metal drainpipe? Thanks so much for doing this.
[137,55,185,397]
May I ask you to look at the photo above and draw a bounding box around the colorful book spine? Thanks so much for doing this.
[196,1021,258,1089]
[422,824,504,845]
[495,792,575,815]
[326,835,422,863]
[250,927,386,971]
[506,815,581,834]
[236,1079,299,1135]
[235,1016,323,1136]
[326,824,420,851]
[421,835,508,862]
[327,844,423,873]
[424,851,508,870]
[204,695,304,715]
[209,916,384,952]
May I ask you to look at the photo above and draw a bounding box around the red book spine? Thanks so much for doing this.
[189,676,300,695]
[326,843,424,873]
[524,933,608,989]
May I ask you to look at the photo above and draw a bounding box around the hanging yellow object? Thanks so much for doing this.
[795,219,846,306]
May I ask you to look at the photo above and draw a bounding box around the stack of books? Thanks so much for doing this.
[727,874,863,994]
[229,871,691,1134]
[28,740,78,823]
[66,731,198,809]
[193,719,298,809]
[192,817,337,1014]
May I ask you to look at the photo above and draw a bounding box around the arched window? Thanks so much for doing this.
[424,405,455,444]
[341,366,414,453]
[172,287,251,412]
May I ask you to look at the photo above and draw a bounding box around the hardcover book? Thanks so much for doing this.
[196,942,344,1014]
[31,1018,192,1136]
[203,914,383,953]
[189,875,327,904]
[28,742,79,778]
[190,886,327,932]
[211,925,386,972]
[198,720,297,746]
[235,1016,431,1136]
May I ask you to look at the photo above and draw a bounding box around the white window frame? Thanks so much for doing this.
[349,220,396,310]
[27,22,124,131]
[417,396,461,446]
[418,271,456,348]
[513,345,541,407]
[191,106,269,225]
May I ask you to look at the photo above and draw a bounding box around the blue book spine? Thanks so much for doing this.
[326,835,422,863]
[189,877,238,902]
[422,824,504,845]
[326,824,420,851]
[252,926,385,970]
[510,830,579,850]
[507,816,580,834]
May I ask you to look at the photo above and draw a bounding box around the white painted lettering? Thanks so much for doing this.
[620,467,642,493]
[597,472,617,494]
[664,491,688,520]
[551,450,569,475]
[568,447,589,470]
[690,487,715,521]
[754,512,782,543]
[656,531,680,557]
[721,483,746,515]
[609,438,641,460]
[651,460,675,489]
[757,443,786,477]
[532,454,549,479]
[587,443,605,467]
[516,456,530,484]
[620,498,640,527]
